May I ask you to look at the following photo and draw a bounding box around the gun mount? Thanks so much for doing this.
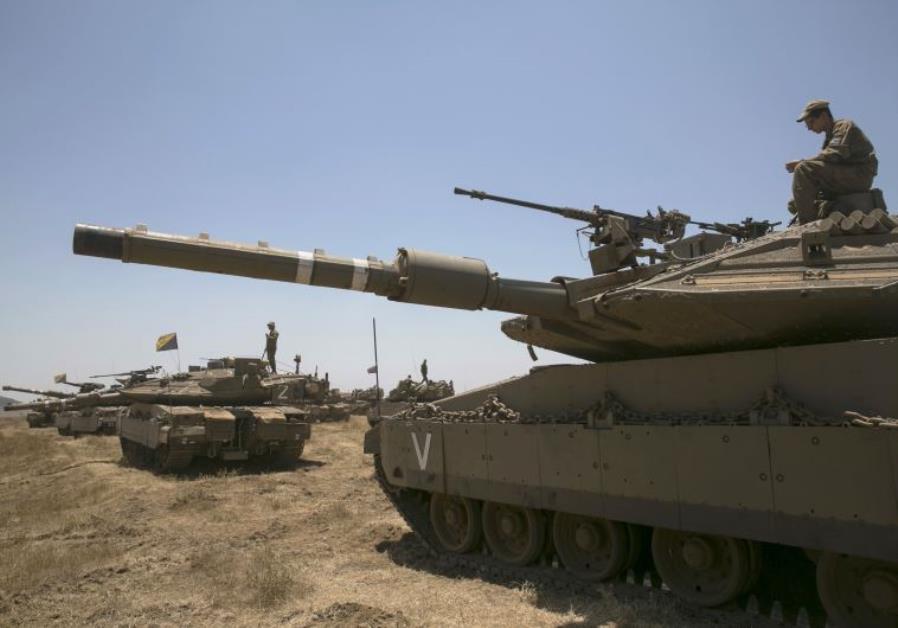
[455,187,779,273]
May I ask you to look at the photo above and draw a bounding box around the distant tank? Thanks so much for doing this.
[387,377,454,403]
[112,357,312,471]
[377,376,455,417]
[73,185,898,625]
[2,384,76,428]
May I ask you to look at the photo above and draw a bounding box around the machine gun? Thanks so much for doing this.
[455,187,776,273]
[691,217,780,242]
[455,187,690,244]
[91,366,161,386]
[54,373,105,393]
[2,384,74,400]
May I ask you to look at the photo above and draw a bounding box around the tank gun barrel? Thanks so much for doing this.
[73,224,574,320]
[5,391,125,413]
[2,385,74,399]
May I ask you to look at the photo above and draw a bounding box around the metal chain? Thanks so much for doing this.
[393,388,898,429]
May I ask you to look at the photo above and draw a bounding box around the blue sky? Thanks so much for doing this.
[2,1,897,395]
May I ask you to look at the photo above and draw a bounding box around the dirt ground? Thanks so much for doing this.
[0,413,774,627]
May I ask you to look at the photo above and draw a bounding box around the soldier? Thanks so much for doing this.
[264,321,279,373]
[786,100,878,224]
[420,359,429,383]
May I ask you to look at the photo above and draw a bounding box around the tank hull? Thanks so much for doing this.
[55,407,123,437]
[119,403,311,471]
[366,337,898,622]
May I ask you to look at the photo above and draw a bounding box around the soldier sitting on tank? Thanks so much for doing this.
[785,99,878,225]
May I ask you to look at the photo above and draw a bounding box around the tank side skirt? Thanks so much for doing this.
[380,421,898,562]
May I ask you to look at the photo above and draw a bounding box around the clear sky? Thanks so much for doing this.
[2,1,897,398]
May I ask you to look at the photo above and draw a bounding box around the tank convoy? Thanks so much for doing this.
[73,185,898,626]
[2,384,76,428]
[5,379,136,435]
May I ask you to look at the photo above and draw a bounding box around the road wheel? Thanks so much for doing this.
[651,528,750,607]
[553,513,629,581]
[429,493,482,554]
[481,501,545,566]
[817,552,898,628]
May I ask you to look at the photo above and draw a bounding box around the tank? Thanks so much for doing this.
[378,376,455,417]
[110,357,312,471]
[4,386,126,431]
[72,187,898,626]
[387,377,454,403]
[2,385,76,428]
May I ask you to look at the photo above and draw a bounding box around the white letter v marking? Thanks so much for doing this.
[411,432,432,470]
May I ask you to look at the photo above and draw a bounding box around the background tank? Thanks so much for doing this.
[3,384,75,428]
[112,357,312,471]
[4,383,125,432]
[72,187,898,625]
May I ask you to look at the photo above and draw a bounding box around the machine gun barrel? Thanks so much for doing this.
[90,366,160,379]
[454,187,601,225]
[2,385,74,399]
[455,187,689,244]
[73,225,574,320]
[61,380,105,392]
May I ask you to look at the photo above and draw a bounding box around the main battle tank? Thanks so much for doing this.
[2,385,76,428]
[111,357,312,471]
[72,187,898,626]
[4,367,161,436]
[379,376,455,417]
[4,385,126,433]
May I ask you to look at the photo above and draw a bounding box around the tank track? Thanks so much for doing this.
[372,455,828,627]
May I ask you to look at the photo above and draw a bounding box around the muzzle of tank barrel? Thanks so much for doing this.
[72,224,574,320]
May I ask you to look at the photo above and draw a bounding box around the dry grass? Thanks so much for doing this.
[0,414,773,627]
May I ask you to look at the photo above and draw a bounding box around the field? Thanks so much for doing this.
[0,412,775,627]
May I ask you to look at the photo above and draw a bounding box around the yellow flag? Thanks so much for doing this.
[156,333,178,352]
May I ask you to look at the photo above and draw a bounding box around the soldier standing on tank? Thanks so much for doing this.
[264,321,279,373]
[420,359,429,383]
[786,99,878,224]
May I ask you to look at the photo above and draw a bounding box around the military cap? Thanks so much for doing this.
[267,321,276,327]
[796,99,830,122]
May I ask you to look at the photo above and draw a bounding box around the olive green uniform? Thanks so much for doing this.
[792,119,878,223]
[265,329,279,373]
